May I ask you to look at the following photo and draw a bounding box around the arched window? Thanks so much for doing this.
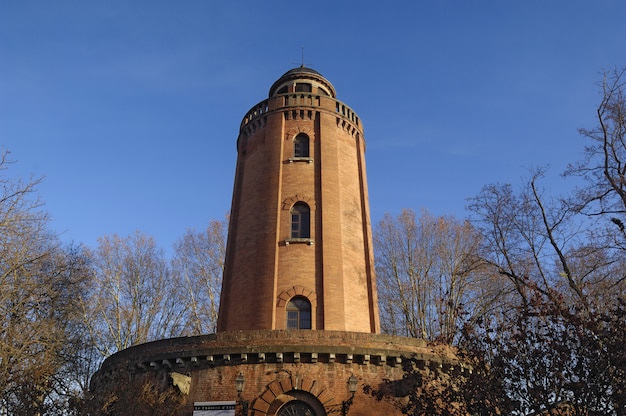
[286,297,311,329]
[293,134,309,158]
[290,202,310,238]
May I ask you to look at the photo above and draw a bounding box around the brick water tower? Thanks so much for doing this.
[217,66,379,334]
[91,67,458,416]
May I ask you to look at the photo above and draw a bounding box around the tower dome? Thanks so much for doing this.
[268,66,336,98]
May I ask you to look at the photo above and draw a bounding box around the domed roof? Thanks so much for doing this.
[280,66,323,78]
[268,66,336,98]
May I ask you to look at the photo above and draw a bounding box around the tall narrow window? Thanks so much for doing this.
[293,134,309,158]
[291,202,310,238]
[286,297,312,329]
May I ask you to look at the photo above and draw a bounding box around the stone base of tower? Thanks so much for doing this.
[91,330,461,416]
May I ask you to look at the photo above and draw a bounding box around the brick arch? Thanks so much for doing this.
[285,127,315,142]
[250,375,335,416]
[276,285,317,308]
[282,195,316,211]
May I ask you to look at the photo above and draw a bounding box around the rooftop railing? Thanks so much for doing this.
[240,94,360,132]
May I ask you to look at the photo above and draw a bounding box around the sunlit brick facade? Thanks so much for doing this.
[218,66,379,333]
[92,67,459,416]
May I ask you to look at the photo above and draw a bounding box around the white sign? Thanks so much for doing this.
[193,401,236,416]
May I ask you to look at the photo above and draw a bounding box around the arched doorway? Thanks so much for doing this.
[277,400,315,416]
[266,390,327,416]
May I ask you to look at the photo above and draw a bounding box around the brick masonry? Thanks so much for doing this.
[217,67,379,333]
[91,68,459,416]
[93,330,461,416]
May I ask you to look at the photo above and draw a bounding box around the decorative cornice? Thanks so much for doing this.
[94,330,462,379]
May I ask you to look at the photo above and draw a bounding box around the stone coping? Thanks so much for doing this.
[97,330,459,374]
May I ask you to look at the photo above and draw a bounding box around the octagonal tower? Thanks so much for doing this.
[91,67,461,416]
[217,66,380,333]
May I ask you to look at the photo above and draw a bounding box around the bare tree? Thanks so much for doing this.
[0,151,91,415]
[387,67,626,412]
[566,66,626,220]
[374,209,488,343]
[172,218,227,335]
[565,66,626,292]
[81,231,188,358]
[466,169,614,313]
[72,371,185,416]
[465,165,625,414]
[382,168,625,414]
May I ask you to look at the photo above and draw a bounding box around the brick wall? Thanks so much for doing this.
[93,331,461,416]
[91,68,457,415]
[218,68,379,333]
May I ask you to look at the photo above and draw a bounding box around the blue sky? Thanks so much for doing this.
[1,1,625,252]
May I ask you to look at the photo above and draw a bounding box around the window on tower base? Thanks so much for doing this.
[286,296,312,329]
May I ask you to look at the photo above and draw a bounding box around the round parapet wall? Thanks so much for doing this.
[92,331,463,416]
[95,330,459,373]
